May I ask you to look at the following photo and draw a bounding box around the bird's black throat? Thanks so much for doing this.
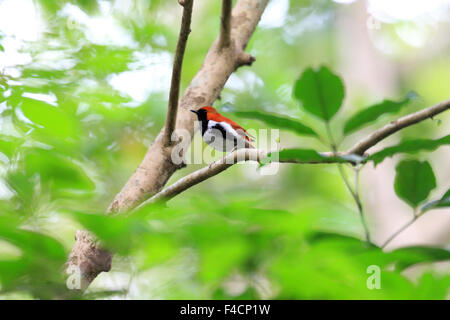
[191,109,208,136]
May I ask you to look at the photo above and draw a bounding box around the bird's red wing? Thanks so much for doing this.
[207,113,253,142]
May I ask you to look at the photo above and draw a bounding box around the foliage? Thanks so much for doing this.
[69,205,450,299]
[230,64,448,299]
[367,135,450,166]
[394,160,436,209]
[343,93,414,134]
[293,66,344,121]
[0,0,448,300]
[0,214,70,299]
[228,109,317,137]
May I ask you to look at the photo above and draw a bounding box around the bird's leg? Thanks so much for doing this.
[208,146,237,169]
[224,145,238,160]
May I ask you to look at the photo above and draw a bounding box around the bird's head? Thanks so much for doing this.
[190,106,218,121]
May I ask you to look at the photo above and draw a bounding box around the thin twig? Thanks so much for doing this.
[381,209,424,249]
[136,148,343,207]
[336,163,370,242]
[348,98,450,155]
[326,122,371,243]
[354,165,361,199]
[141,99,450,209]
[219,0,233,48]
[163,0,194,146]
[137,149,265,207]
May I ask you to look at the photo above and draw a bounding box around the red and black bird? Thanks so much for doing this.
[191,106,254,152]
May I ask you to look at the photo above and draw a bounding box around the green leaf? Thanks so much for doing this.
[388,246,450,271]
[199,238,249,282]
[264,149,348,165]
[294,66,344,121]
[0,224,66,263]
[422,188,450,212]
[69,211,148,254]
[70,211,178,265]
[76,45,133,78]
[22,148,95,196]
[232,110,317,137]
[308,232,450,271]
[0,217,67,292]
[394,160,436,208]
[413,273,450,300]
[368,135,450,166]
[0,135,22,159]
[20,97,78,139]
[272,232,415,299]
[343,93,414,134]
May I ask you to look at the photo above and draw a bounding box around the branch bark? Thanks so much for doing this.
[107,0,266,213]
[66,0,269,290]
[139,149,267,206]
[348,98,450,155]
[143,99,450,205]
[219,0,232,48]
[163,0,194,147]
[381,209,424,249]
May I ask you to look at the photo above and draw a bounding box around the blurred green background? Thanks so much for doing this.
[0,0,449,299]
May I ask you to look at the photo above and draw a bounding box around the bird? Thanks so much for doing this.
[190,106,255,152]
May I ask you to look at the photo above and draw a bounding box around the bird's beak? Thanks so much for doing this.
[190,109,198,114]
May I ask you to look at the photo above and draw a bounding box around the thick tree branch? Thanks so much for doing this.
[66,231,112,291]
[348,98,450,155]
[163,0,194,147]
[108,0,267,214]
[139,149,266,206]
[219,0,232,48]
[67,0,269,290]
[144,99,450,205]
[138,149,343,206]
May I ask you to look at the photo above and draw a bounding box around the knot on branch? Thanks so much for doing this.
[107,199,120,214]
[236,51,256,67]
[67,230,112,290]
